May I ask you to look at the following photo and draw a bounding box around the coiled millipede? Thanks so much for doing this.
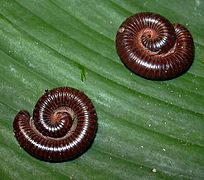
[116,12,194,80]
[13,87,97,162]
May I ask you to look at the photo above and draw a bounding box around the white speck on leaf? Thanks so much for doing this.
[152,168,157,173]
[9,66,16,73]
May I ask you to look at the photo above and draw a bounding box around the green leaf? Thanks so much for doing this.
[0,0,204,179]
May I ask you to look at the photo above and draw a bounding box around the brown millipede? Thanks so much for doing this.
[13,87,97,162]
[116,12,194,80]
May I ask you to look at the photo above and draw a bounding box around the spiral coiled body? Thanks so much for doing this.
[13,87,97,162]
[116,12,194,80]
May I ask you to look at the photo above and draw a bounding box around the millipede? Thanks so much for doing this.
[116,12,194,80]
[13,87,97,162]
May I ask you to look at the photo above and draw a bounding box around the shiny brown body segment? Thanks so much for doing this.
[13,87,97,162]
[116,12,194,80]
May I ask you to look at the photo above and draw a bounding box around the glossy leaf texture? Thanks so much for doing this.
[0,0,204,179]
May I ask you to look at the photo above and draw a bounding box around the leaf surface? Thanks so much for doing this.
[0,0,204,179]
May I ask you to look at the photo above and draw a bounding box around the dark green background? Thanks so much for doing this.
[0,0,203,179]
